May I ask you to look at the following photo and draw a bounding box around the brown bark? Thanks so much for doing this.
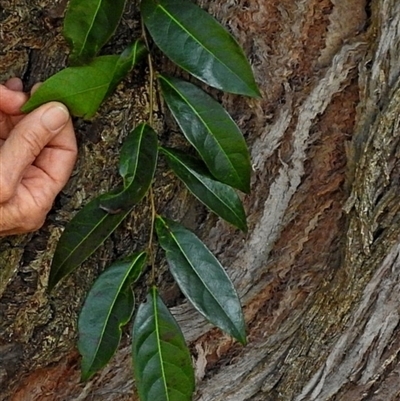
[1,0,400,400]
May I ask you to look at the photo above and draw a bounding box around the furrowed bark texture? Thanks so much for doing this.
[1,0,400,400]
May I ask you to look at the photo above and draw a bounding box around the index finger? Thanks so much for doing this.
[0,84,28,115]
[4,77,24,92]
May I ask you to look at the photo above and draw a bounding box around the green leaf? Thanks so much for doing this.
[21,41,147,119]
[64,0,127,64]
[159,75,251,193]
[48,194,133,291]
[105,41,147,98]
[161,147,247,231]
[141,0,260,97]
[155,217,246,344]
[99,123,158,213]
[78,251,147,381]
[132,287,195,401]
[49,122,157,290]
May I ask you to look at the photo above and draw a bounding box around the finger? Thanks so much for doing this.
[30,114,77,201]
[0,102,74,203]
[3,82,43,135]
[0,80,28,135]
[5,77,24,92]
[0,179,49,235]
[0,111,12,138]
[0,111,25,140]
[31,82,42,95]
[0,84,28,115]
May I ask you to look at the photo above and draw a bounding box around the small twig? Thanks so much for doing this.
[141,18,157,284]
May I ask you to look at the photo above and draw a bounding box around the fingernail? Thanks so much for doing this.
[41,105,70,131]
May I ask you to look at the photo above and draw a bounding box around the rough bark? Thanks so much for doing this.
[1,0,400,400]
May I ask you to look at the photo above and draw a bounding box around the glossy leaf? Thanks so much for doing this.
[78,252,147,381]
[161,147,247,231]
[105,41,147,98]
[48,194,132,290]
[155,216,246,344]
[64,0,127,64]
[132,287,195,401]
[159,75,251,193]
[141,0,260,97]
[99,123,158,213]
[49,123,157,290]
[21,41,147,119]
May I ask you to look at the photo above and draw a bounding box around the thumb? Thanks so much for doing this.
[0,103,70,203]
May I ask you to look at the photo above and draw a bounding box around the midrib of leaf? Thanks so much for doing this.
[165,150,242,221]
[123,124,145,188]
[158,4,248,87]
[87,255,141,369]
[162,219,234,329]
[29,82,109,108]
[109,41,140,94]
[190,173,243,221]
[161,77,243,186]
[76,0,103,59]
[57,82,109,100]
[153,288,170,401]
[56,209,129,274]
[129,41,142,68]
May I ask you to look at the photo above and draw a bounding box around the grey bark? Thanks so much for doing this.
[1,0,400,400]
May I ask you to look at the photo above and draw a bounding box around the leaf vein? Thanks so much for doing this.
[161,77,242,186]
[158,4,247,87]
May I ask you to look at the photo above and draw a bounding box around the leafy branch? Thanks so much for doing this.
[22,0,260,399]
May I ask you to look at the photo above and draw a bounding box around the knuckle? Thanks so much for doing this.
[24,215,46,232]
[23,130,45,158]
[0,199,48,234]
[0,177,15,203]
[72,141,78,155]
[20,201,50,233]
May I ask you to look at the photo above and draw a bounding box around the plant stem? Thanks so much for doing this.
[142,18,154,126]
[142,18,157,284]
[147,53,155,127]
[148,188,157,284]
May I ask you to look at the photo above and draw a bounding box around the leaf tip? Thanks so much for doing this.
[20,97,38,114]
[249,86,262,99]
[240,221,248,233]
[20,104,29,114]
[80,366,95,382]
[47,273,58,293]
[238,335,247,346]
[239,182,251,195]
[234,326,247,345]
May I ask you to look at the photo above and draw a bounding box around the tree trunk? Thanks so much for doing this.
[1,0,400,400]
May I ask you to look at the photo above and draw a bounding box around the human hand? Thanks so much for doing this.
[0,78,77,236]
